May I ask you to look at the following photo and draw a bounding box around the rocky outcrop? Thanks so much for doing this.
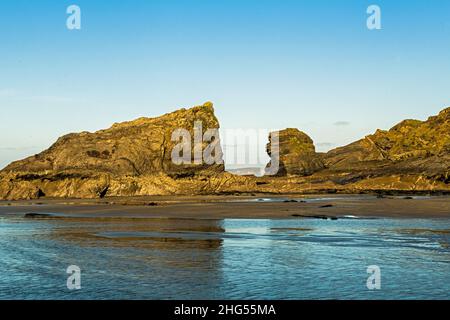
[0,102,226,199]
[265,128,325,176]
[326,108,450,166]
[3,101,224,177]
[250,107,449,194]
[323,107,450,182]
[0,104,449,200]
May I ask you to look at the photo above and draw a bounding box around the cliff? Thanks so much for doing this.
[322,107,450,184]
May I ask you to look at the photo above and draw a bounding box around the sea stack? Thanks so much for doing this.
[0,102,225,199]
[265,128,325,176]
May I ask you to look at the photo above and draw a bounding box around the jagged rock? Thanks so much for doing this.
[256,107,449,193]
[3,101,224,177]
[324,107,450,181]
[0,104,449,200]
[265,128,325,176]
[0,102,225,200]
[326,107,450,165]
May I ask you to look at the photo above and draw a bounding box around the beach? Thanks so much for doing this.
[1,195,449,300]
[0,194,449,219]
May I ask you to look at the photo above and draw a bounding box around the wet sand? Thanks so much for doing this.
[0,194,449,219]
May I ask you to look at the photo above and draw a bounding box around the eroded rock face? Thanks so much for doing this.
[3,102,224,177]
[324,107,450,180]
[260,107,449,192]
[326,108,450,167]
[0,105,448,200]
[265,128,325,176]
[0,102,225,199]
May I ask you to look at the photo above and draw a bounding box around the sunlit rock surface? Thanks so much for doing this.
[0,105,448,200]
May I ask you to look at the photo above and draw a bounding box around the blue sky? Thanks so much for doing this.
[1,0,450,169]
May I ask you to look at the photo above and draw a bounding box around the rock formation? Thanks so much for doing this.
[0,102,228,199]
[0,103,449,200]
[322,107,450,184]
[255,107,449,194]
[265,128,325,176]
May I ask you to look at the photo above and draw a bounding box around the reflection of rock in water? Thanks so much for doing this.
[48,217,224,248]
[95,232,224,250]
[46,217,224,269]
[24,213,54,219]
[440,242,449,249]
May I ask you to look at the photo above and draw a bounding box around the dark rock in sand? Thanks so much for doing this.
[24,213,53,218]
[292,214,338,220]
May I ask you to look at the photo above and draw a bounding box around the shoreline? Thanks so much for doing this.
[0,194,449,219]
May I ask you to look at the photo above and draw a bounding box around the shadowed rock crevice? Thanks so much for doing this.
[36,188,46,198]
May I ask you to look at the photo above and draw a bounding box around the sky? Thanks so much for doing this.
[1,0,450,169]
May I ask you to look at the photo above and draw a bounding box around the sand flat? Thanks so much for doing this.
[0,194,449,219]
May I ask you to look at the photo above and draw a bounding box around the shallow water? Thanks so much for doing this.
[230,195,432,203]
[0,214,449,299]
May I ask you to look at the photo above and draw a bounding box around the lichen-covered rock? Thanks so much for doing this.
[265,128,325,176]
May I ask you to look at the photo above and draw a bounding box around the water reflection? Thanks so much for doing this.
[0,215,449,299]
